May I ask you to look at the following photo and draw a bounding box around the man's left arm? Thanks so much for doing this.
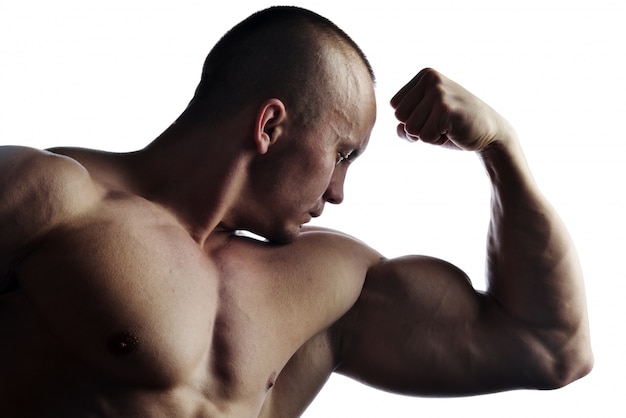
[333,68,593,396]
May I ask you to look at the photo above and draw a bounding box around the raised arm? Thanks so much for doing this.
[334,68,593,396]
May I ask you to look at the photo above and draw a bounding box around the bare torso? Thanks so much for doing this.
[0,148,376,417]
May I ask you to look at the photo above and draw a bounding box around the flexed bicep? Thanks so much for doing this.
[334,255,547,396]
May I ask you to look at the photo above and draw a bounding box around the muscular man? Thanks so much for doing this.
[0,6,592,417]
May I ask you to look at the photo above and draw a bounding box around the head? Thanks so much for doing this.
[185,6,377,243]
[185,6,375,128]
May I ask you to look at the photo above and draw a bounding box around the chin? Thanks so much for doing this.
[270,232,299,245]
[243,218,306,245]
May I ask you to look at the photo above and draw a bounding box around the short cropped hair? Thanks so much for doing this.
[185,6,375,127]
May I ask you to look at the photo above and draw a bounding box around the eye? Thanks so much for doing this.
[335,151,348,166]
[335,150,355,166]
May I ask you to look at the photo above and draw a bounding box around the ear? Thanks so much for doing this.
[254,98,287,155]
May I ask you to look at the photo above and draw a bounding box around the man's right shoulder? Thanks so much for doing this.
[0,146,102,266]
[0,145,101,207]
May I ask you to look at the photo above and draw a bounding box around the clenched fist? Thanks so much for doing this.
[391,68,515,152]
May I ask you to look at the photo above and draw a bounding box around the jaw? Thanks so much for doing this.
[265,224,303,245]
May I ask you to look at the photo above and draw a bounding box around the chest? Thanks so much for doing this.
[16,208,216,385]
[14,210,340,409]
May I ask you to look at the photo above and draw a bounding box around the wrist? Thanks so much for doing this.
[479,115,518,153]
[478,132,536,192]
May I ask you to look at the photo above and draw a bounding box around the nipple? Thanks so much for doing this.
[266,371,277,391]
[107,331,140,356]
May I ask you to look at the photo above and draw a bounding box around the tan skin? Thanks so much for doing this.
[0,54,592,417]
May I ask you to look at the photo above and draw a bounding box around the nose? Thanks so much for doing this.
[323,168,345,205]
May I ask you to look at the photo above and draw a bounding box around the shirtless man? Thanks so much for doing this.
[0,6,592,418]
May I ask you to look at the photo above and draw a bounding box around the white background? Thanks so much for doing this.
[1,0,624,417]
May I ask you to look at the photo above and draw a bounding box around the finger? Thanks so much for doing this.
[414,109,461,149]
[401,97,433,140]
[393,81,427,124]
[418,105,448,145]
[390,67,433,108]
[396,123,419,142]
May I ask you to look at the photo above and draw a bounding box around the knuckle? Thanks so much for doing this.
[422,67,443,85]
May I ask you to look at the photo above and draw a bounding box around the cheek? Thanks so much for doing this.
[289,167,331,204]
[286,151,336,200]
[313,165,337,197]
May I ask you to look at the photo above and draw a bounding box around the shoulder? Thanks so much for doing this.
[228,226,384,322]
[293,226,384,274]
[0,145,96,192]
[298,226,380,255]
[0,145,100,211]
[276,226,384,318]
[0,146,102,270]
[235,226,383,269]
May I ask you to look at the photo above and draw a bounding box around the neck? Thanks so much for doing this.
[131,122,251,245]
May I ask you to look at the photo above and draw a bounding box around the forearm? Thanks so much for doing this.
[390,67,592,388]
[479,134,592,383]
